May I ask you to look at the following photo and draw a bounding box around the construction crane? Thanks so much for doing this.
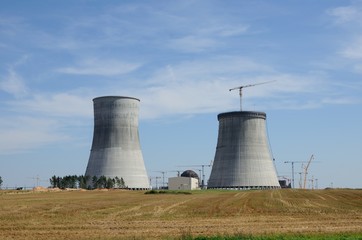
[154,171,167,189]
[283,161,306,188]
[303,154,314,189]
[169,170,181,177]
[229,80,275,111]
[149,176,161,189]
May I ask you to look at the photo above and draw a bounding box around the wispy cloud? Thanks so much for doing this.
[169,36,218,53]
[127,57,337,119]
[57,58,141,76]
[0,91,93,154]
[9,93,92,118]
[1,1,361,156]
[340,37,362,59]
[0,15,25,35]
[327,5,362,24]
[353,63,362,73]
[322,96,360,105]
[0,68,28,98]
[2,52,355,128]
[146,56,274,85]
[167,24,249,53]
[0,55,30,98]
[326,2,362,74]
[217,25,249,37]
[0,116,69,154]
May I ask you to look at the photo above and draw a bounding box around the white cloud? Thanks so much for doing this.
[340,37,362,59]
[327,6,360,24]
[126,58,330,119]
[9,93,92,118]
[326,3,362,72]
[0,69,28,98]
[137,75,328,119]
[57,58,141,76]
[353,63,362,73]
[147,56,274,86]
[138,80,233,119]
[0,91,95,154]
[199,24,249,37]
[322,96,359,105]
[167,24,249,53]
[218,25,249,37]
[0,15,24,35]
[169,36,217,53]
[327,5,361,24]
[3,55,343,124]
[0,116,69,154]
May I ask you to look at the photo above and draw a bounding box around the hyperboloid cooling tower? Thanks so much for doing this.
[208,111,280,189]
[85,96,149,190]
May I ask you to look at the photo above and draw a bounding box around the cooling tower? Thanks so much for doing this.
[208,111,280,189]
[85,96,150,190]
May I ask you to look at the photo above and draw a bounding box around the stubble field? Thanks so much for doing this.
[0,189,361,239]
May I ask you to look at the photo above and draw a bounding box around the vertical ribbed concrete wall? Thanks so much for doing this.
[208,111,280,189]
[85,96,149,189]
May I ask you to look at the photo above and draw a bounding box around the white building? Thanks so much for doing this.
[168,177,199,190]
[168,170,200,190]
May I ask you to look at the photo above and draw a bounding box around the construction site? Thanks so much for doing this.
[1,83,360,240]
[83,81,320,191]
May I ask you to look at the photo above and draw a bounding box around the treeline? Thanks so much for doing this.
[0,176,3,189]
[49,175,126,189]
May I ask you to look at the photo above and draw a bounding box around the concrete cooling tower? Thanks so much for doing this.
[208,111,280,189]
[85,96,149,190]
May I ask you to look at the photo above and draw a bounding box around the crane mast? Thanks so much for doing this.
[229,80,275,111]
[284,161,305,188]
[303,154,314,189]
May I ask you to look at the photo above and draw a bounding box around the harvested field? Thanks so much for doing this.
[0,189,361,239]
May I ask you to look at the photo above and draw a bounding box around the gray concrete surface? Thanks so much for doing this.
[208,111,280,189]
[85,96,149,189]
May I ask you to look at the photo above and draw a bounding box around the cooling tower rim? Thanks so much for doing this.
[93,96,140,102]
[218,111,266,120]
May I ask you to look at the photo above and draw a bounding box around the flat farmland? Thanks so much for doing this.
[0,189,361,239]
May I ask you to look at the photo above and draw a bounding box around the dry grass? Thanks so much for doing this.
[0,189,361,239]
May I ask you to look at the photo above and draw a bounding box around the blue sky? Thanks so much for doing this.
[1,1,361,189]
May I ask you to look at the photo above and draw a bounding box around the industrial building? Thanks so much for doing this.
[85,96,150,190]
[208,111,280,189]
[168,170,200,190]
